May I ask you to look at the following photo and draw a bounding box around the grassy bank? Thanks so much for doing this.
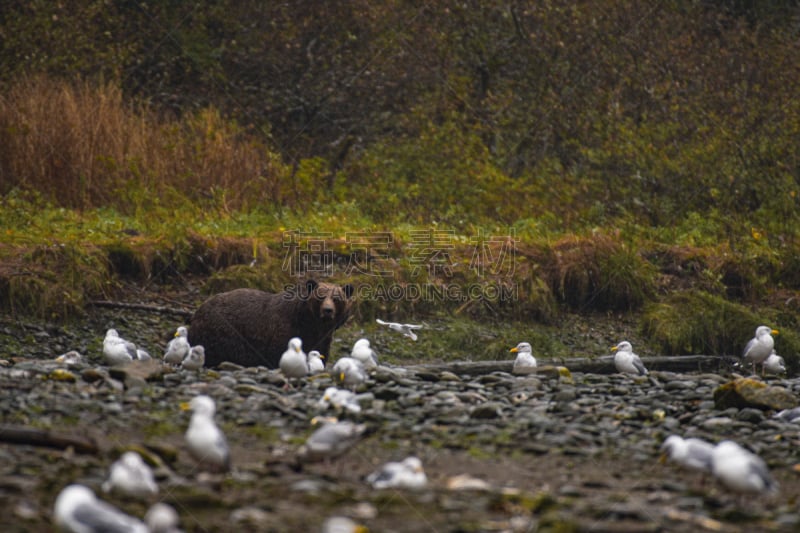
[1,191,799,370]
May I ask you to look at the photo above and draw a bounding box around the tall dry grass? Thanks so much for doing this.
[0,76,288,211]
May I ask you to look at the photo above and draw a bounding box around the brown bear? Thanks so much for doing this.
[188,279,354,368]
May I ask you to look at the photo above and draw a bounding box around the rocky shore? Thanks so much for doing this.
[1,313,799,532]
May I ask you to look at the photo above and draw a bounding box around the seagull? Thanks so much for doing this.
[762,350,786,375]
[134,348,152,362]
[298,417,367,462]
[183,395,230,473]
[144,503,181,533]
[773,407,800,423]
[308,350,326,374]
[710,440,776,493]
[510,342,537,375]
[318,386,362,414]
[366,456,428,489]
[350,338,378,369]
[55,351,83,366]
[164,326,191,366]
[103,329,139,366]
[101,451,158,498]
[743,325,779,375]
[611,341,648,376]
[376,319,423,341]
[322,516,364,533]
[280,337,308,387]
[659,435,715,473]
[54,484,148,533]
[180,345,205,371]
[332,357,368,391]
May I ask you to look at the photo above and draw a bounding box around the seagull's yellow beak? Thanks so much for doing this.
[510,347,518,353]
[174,331,180,338]
[55,354,66,362]
[319,354,326,360]
[772,329,780,335]
[658,453,668,465]
[610,345,619,352]
[339,372,345,382]
[179,401,191,411]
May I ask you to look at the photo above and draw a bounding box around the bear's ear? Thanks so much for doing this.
[305,279,319,296]
[342,284,354,299]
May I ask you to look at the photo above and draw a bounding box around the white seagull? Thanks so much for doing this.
[55,351,84,366]
[332,357,368,391]
[659,435,715,473]
[376,318,423,341]
[101,451,158,498]
[710,440,776,494]
[318,386,362,414]
[743,325,779,375]
[298,417,367,462]
[366,456,428,489]
[611,341,648,376]
[762,350,786,375]
[54,484,148,533]
[180,345,205,371]
[350,338,378,369]
[163,326,191,366]
[773,407,800,423]
[280,337,308,386]
[144,502,181,533]
[510,342,537,375]
[183,395,230,473]
[307,350,326,374]
[102,329,139,366]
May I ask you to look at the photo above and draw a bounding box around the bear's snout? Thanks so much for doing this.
[321,302,335,318]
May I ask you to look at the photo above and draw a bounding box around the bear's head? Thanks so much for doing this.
[303,279,354,323]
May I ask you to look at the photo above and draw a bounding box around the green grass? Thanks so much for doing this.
[2,191,800,371]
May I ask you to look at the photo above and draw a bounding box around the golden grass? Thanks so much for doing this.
[0,76,288,211]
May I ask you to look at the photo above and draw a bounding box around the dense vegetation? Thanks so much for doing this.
[1,1,800,365]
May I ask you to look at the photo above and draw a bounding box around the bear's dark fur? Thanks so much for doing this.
[188,279,354,368]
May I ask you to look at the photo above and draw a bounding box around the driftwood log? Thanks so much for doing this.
[409,355,741,377]
[0,425,98,454]
[89,300,193,318]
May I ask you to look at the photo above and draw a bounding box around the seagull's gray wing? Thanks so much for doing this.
[123,340,138,359]
[747,457,776,491]
[403,324,424,329]
[743,338,757,358]
[217,434,231,470]
[366,464,398,485]
[632,356,648,376]
[72,501,147,533]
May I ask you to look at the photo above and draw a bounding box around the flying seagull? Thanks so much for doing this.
[376,319,423,341]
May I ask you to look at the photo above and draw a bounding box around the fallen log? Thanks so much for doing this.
[409,355,740,377]
[88,300,192,318]
[0,425,99,454]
